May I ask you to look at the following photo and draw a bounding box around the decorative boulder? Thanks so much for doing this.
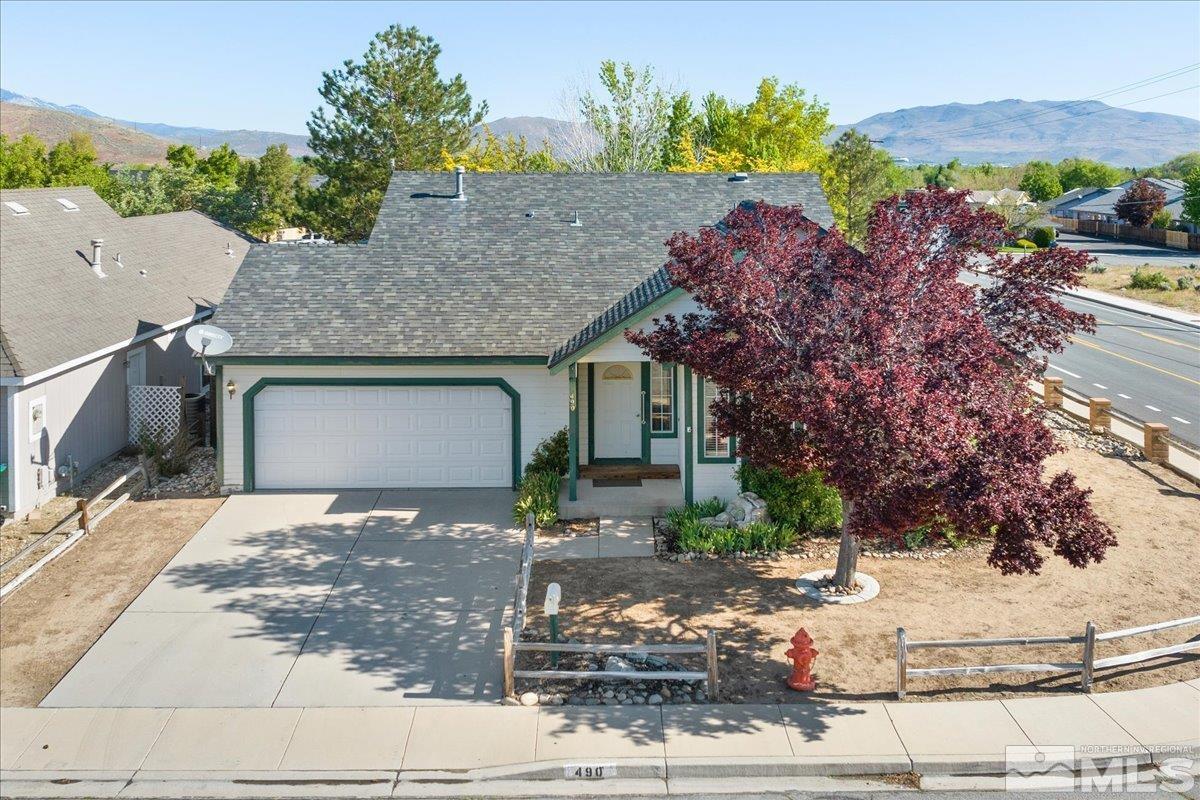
[697,492,770,529]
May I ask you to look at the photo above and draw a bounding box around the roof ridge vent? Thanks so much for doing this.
[4,201,29,216]
[730,172,750,182]
[56,198,79,211]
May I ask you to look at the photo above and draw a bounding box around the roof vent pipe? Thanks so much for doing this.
[453,166,466,201]
[91,238,104,267]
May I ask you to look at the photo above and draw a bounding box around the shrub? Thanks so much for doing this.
[1151,210,1173,230]
[1088,264,1108,274]
[1177,275,1196,291]
[1128,268,1172,291]
[1014,238,1037,250]
[663,499,797,554]
[139,424,191,477]
[737,464,841,534]
[525,428,568,476]
[513,470,560,527]
[1030,227,1056,248]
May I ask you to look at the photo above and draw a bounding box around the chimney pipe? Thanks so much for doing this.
[91,238,104,267]
[454,166,466,200]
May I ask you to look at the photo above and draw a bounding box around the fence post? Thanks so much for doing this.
[706,629,720,702]
[1143,423,1170,464]
[1042,377,1064,409]
[896,627,908,700]
[1088,398,1111,433]
[503,627,515,698]
[76,498,91,536]
[1081,621,1096,692]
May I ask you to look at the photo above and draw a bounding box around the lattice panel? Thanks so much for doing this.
[128,384,183,444]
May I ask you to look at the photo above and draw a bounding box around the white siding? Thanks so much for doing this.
[578,294,701,365]
[220,364,567,492]
[683,369,739,503]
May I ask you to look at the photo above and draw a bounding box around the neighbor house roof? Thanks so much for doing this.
[213,172,834,361]
[1047,186,1104,211]
[1069,178,1186,217]
[0,187,254,379]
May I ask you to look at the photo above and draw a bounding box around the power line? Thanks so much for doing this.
[929,63,1200,138]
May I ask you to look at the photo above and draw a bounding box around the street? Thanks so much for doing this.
[962,273,1200,448]
[1056,231,1200,269]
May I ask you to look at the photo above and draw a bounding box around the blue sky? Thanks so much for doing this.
[1,0,1197,134]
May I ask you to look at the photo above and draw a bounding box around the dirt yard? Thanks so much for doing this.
[528,446,1200,703]
[0,496,223,706]
[1081,264,1200,313]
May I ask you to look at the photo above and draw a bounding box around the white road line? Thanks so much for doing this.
[1172,417,1192,425]
[1145,405,1162,412]
[1118,393,1132,399]
[1048,364,1082,379]
[1092,383,1107,389]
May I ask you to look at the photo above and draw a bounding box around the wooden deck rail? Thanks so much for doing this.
[897,614,1200,699]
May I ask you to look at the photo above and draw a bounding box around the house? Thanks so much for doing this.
[1045,186,1107,220]
[0,187,253,518]
[1064,178,1185,223]
[966,188,1034,210]
[209,171,833,513]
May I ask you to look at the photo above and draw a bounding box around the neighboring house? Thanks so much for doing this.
[1066,178,1185,223]
[967,188,1034,209]
[210,171,833,512]
[0,187,253,518]
[1045,186,1107,220]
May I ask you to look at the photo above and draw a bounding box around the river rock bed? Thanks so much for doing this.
[1045,409,1144,459]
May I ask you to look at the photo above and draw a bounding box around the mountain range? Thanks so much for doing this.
[2,89,1197,167]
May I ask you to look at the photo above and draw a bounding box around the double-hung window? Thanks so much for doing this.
[698,377,734,462]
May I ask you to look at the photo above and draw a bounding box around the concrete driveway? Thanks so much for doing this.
[41,489,520,707]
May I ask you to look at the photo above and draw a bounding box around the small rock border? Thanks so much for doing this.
[795,569,881,605]
[1045,409,1144,459]
[510,636,712,707]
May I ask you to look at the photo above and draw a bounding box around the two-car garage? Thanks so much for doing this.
[251,383,514,489]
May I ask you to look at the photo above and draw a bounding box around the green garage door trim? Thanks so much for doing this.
[241,377,521,492]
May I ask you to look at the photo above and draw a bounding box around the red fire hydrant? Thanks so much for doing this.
[785,628,818,691]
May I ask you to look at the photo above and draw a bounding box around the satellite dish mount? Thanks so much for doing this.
[185,324,234,377]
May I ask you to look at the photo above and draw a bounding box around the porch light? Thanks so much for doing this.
[226,379,237,398]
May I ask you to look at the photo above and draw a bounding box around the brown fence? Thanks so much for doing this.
[1056,217,1200,251]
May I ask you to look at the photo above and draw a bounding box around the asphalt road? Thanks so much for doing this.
[1055,231,1200,268]
[962,273,1200,448]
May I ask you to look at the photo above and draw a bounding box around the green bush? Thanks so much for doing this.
[1151,210,1173,229]
[138,424,191,477]
[663,499,797,554]
[1014,238,1038,250]
[1177,275,1196,291]
[737,464,841,534]
[1128,268,1172,291]
[513,471,560,527]
[1088,264,1108,274]
[1030,227,1056,248]
[525,428,568,476]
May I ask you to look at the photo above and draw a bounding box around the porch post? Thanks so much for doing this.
[568,363,579,501]
[683,365,694,505]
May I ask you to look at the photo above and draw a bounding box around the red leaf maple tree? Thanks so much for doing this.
[628,188,1116,587]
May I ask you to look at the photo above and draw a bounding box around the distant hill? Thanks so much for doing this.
[0,101,176,164]
[1,89,310,158]
[834,99,1200,166]
[476,116,571,152]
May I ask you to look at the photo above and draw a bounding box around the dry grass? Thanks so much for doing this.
[1081,265,1200,313]
[529,446,1200,703]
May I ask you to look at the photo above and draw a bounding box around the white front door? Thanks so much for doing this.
[126,347,147,386]
[253,385,512,489]
[593,362,642,460]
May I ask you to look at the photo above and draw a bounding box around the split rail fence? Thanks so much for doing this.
[896,614,1200,699]
[503,512,720,700]
[0,461,152,599]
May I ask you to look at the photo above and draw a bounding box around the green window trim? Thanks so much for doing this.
[240,377,521,492]
[585,361,651,465]
[696,376,736,464]
[683,365,694,504]
[649,362,677,438]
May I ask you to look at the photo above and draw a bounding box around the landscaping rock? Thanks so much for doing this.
[605,655,636,672]
[647,693,663,705]
[519,691,540,706]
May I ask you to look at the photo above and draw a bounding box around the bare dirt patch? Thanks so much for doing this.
[539,518,599,538]
[0,496,223,706]
[528,447,1200,703]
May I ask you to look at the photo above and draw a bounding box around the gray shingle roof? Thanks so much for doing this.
[214,172,833,360]
[548,266,676,369]
[0,187,254,378]
[1069,178,1186,217]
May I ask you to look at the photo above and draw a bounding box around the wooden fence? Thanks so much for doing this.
[1054,216,1200,251]
[0,460,152,599]
[503,511,720,699]
[896,614,1200,699]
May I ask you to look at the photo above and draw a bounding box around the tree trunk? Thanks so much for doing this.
[831,498,859,588]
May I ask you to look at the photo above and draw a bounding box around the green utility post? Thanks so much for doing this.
[544,582,562,667]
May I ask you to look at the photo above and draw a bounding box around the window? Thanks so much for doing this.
[28,397,47,442]
[698,378,734,461]
[601,364,632,380]
[650,363,675,436]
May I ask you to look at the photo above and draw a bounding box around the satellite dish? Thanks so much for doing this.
[186,324,233,356]
[186,324,233,376]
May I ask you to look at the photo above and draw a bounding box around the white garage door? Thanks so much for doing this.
[254,385,512,489]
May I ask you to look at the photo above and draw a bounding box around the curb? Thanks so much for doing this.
[1057,286,1200,330]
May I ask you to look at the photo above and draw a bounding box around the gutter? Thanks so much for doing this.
[0,310,214,388]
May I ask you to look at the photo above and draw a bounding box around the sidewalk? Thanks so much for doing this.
[2,680,1196,797]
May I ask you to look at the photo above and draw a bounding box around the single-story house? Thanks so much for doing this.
[967,188,1034,209]
[209,171,833,512]
[0,187,253,518]
[1045,186,1106,220]
[1066,178,1185,223]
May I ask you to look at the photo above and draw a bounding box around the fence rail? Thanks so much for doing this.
[1,460,152,599]
[511,512,536,634]
[897,615,1200,699]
